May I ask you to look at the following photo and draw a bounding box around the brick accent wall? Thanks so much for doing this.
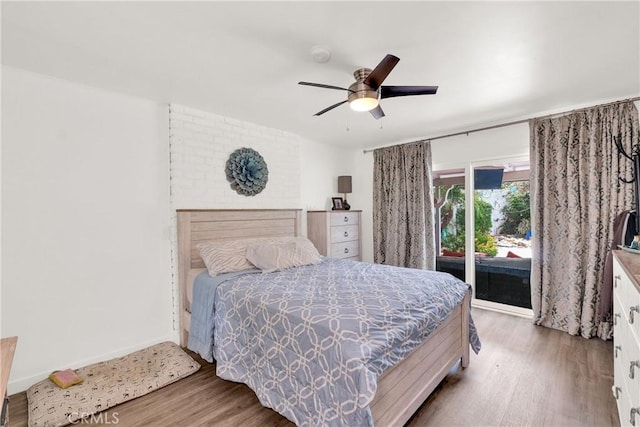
[169,104,301,209]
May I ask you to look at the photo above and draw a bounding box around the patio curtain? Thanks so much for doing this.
[530,101,638,339]
[373,141,436,270]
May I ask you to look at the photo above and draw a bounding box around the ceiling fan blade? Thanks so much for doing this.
[314,100,348,116]
[363,54,400,90]
[380,85,439,99]
[299,81,351,92]
[369,105,385,120]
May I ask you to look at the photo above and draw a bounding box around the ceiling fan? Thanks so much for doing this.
[299,54,438,120]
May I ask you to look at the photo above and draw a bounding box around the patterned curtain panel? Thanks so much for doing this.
[373,141,436,270]
[530,101,639,339]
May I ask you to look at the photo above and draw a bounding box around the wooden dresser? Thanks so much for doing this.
[307,210,362,261]
[613,251,640,426]
[0,337,17,427]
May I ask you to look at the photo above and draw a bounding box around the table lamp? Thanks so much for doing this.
[338,176,352,210]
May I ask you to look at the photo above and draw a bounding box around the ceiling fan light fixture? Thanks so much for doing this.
[349,95,379,112]
[348,81,379,112]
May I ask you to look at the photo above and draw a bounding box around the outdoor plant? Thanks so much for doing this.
[441,191,498,256]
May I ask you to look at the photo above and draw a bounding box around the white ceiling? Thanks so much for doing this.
[2,1,639,149]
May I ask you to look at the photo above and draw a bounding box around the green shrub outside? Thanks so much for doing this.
[441,191,498,256]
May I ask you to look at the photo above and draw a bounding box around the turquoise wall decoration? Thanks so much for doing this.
[225,147,269,196]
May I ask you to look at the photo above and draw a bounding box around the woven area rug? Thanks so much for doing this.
[27,341,200,427]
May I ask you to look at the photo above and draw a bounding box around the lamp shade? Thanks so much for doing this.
[338,176,352,194]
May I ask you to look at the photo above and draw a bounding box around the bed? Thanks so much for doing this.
[176,209,479,426]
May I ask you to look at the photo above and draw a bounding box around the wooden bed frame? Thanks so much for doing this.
[176,209,470,426]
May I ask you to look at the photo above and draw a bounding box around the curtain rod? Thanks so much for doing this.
[362,96,640,154]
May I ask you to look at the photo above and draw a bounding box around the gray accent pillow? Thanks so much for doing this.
[246,237,322,272]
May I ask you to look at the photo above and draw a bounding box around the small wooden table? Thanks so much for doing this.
[0,337,18,427]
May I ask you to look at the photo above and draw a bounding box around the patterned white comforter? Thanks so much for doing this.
[190,258,481,426]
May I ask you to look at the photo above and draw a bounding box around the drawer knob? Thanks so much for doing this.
[344,231,349,237]
[613,385,622,400]
[344,248,349,254]
[631,306,639,324]
[632,408,640,426]
[614,274,621,287]
[344,216,349,222]
[615,345,622,358]
[615,313,621,326]
[630,361,640,379]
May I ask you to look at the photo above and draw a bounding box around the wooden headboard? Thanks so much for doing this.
[175,209,303,345]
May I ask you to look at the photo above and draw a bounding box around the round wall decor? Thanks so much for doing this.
[225,147,269,196]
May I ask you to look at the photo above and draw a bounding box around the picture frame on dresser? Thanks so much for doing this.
[331,197,344,210]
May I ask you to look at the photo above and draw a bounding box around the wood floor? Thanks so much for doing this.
[8,309,618,426]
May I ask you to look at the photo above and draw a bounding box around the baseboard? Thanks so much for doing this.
[472,300,533,319]
[7,334,178,395]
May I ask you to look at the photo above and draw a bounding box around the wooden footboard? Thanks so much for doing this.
[372,291,470,426]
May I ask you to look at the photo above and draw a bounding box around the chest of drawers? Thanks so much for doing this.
[307,210,361,261]
[613,251,640,426]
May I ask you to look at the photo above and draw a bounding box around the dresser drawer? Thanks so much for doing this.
[331,240,360,259]
[618,324,640,407]
[330,212,360,226]
[614,354,634,427]
[330,225,359,243]
[615,292,640,363]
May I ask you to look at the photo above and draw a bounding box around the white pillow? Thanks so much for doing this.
[197,239,255,276]
[246,237,322,273]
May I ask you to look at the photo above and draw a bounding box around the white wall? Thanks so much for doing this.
[1,67,174,393]
[348,151,375,262]
[431,124,529,170]
[300,139,353,212]
[352,124,530,262]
